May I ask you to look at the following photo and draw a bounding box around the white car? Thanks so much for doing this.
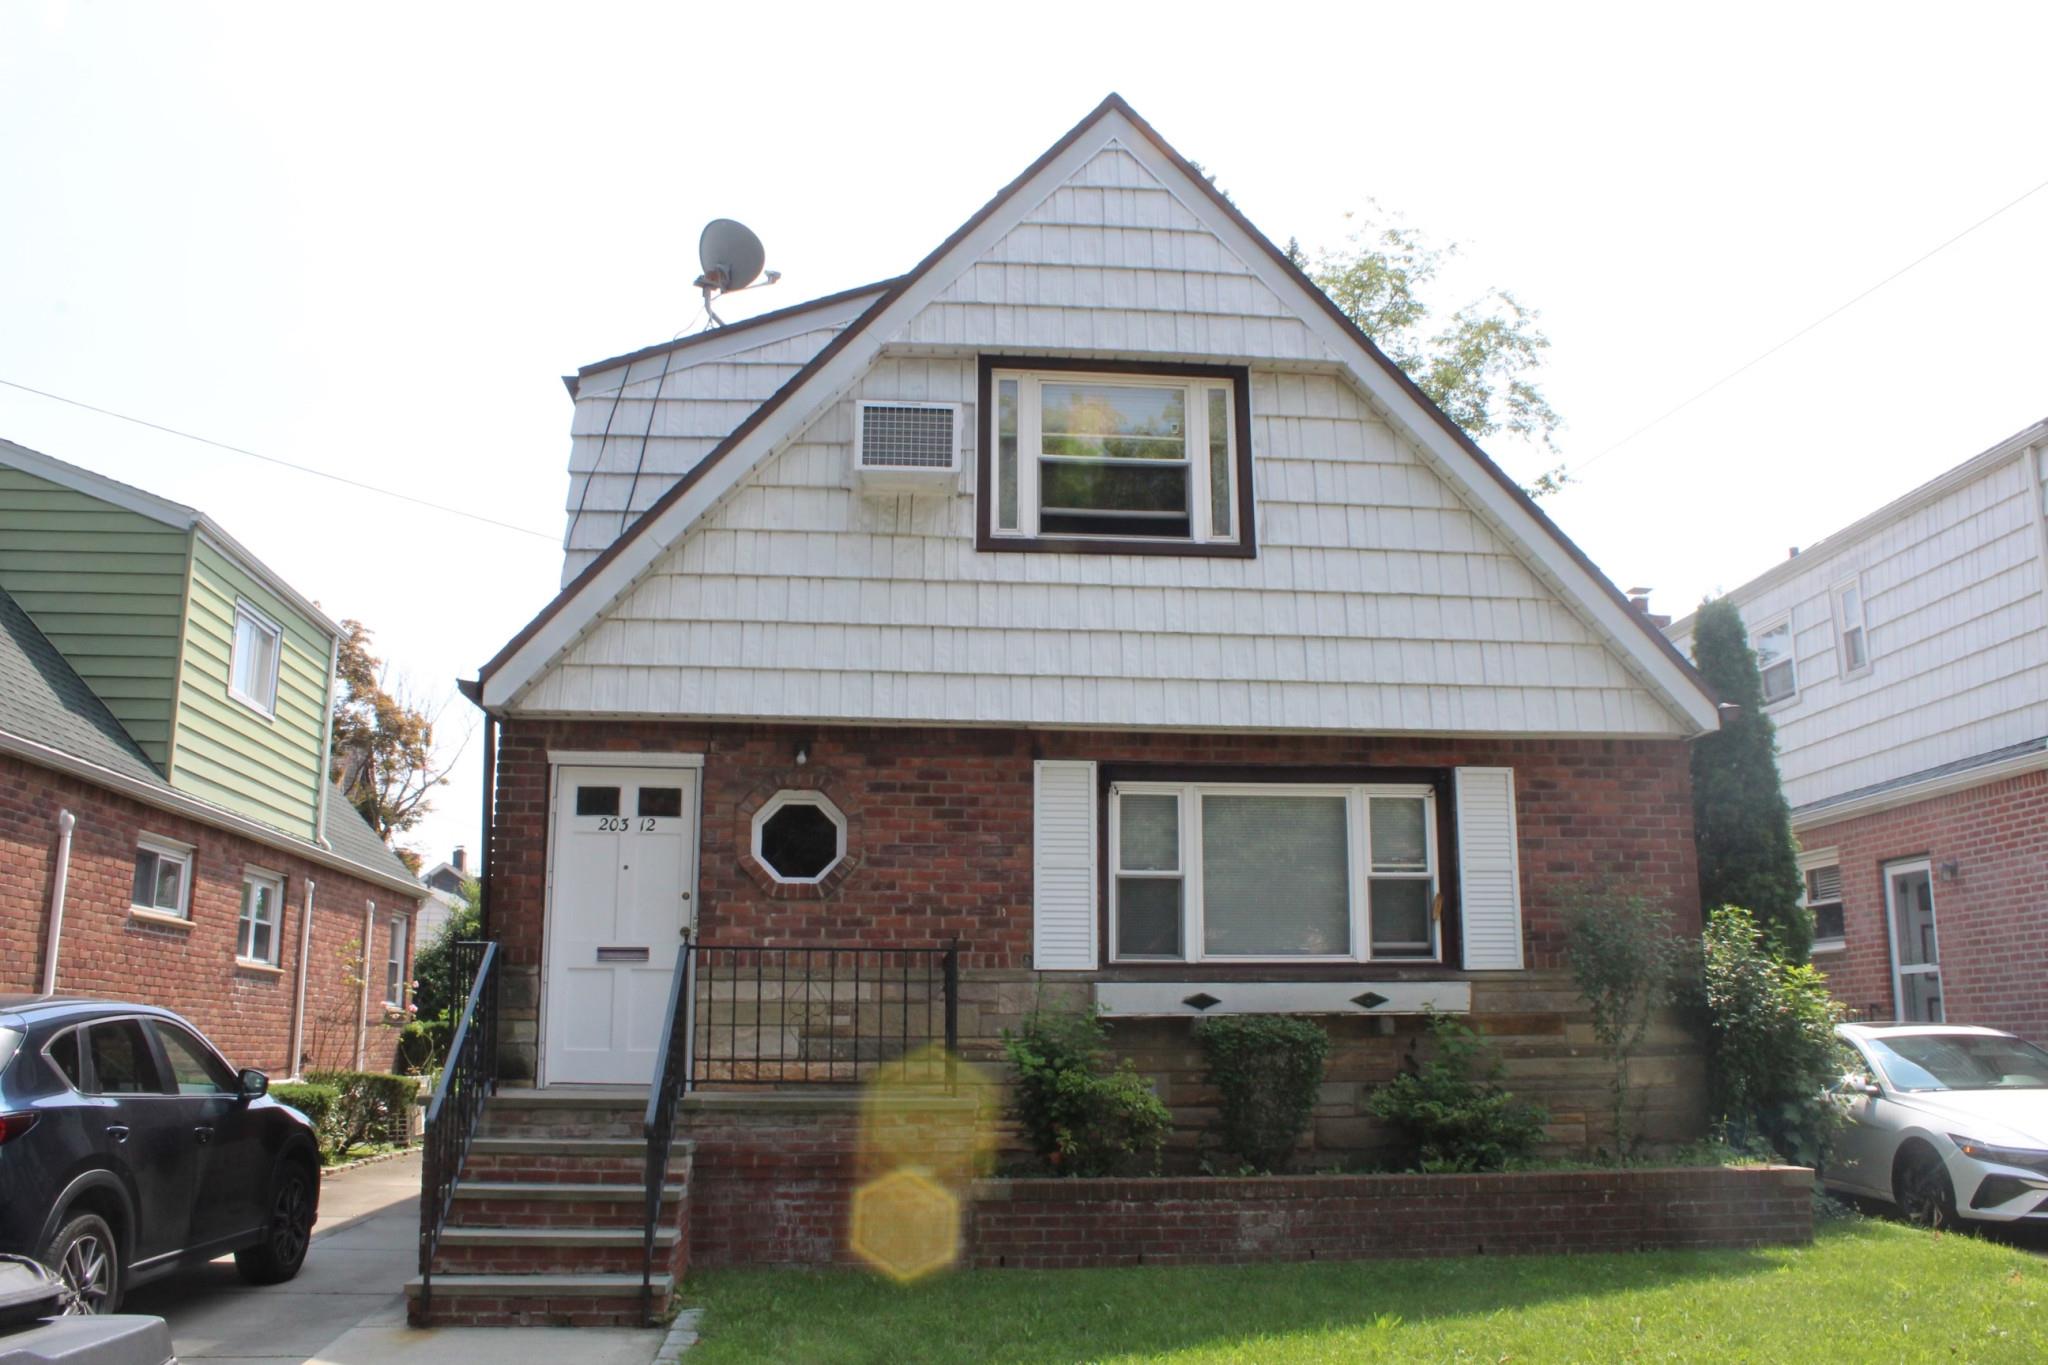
[1825,1023,2048,1227]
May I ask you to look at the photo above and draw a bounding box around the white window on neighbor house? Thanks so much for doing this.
[1833,579,1870,676]
[384,914,408,1008]
[237,869,283,965]
[229,602,283,717]
[1754,617,1797,704]
[1802,856,1846,952]
[989,366,1244,547]
[1109,782,1439,964]
[130,836,193,919]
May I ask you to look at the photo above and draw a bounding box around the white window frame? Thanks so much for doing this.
[1882,857,1943,1023]
[1108,781,1439,965]
[1753,615,1797,706]
[237,867,284,966]
[130,835,193,920]
[750,790,848,885]
[228,600,283,718]
[1798,846,1845,954]
[384,913,409,1009]
[990,368,1239,545]
[1832,577,1871,678]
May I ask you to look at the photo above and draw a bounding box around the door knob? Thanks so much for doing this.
[194,1126,214,1144]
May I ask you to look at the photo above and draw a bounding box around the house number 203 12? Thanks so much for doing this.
[595,817,659,832]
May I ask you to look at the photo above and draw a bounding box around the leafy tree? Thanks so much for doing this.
[1688,598,1810,960]
[330,619,459,859]
[1306,202,1568,494]
[1698,906,1846,1165]
[1563,886,1690,1157]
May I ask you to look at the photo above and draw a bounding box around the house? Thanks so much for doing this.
[414,847,473,946]
[1667,417,2048,1036]
[0,439,426,1075]
[427,94,1728,1322]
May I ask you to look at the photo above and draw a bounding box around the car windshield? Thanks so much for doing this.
[0,1026,18,1075]
[1865,1033,2048,1092]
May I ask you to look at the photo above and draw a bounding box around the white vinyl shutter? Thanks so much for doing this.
[1455,767,1524,970]
[1032,760,1098,970]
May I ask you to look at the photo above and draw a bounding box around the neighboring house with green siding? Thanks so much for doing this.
[0,437,424,1077]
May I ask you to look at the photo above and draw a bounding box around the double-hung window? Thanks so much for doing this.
[1804,862,1846,951]
[131,837,192,918]
[984,362,1249,551]
[237,869,283,965]
[1109,782,1440,963]
[1754,618,1797,704]
[384,915,408,1008]
[229,602,283,717]
[1833,579,1870,676]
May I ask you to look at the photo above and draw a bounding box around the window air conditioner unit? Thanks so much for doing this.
[853,401,961,493]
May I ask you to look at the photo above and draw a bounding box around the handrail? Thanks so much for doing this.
[641,934,696,1326]
[416,939,498,1324]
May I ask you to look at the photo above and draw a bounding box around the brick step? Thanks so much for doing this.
[461,1136,692,1184]
[449,1181,687,1230]
[480,1090,651,1140]
[405,1272,671,1329]
[432,1225,680,1276]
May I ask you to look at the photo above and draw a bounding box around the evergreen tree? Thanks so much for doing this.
[1688,598,1811,960]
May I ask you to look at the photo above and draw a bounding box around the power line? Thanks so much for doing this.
[1566,171,2048,478]
[0,377,560,542]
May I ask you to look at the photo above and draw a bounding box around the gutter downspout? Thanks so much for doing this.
[479,714,496,943]
[313,631,340,850]
[289,879,316,1077]
[356,899,375,1070]
[40,811,77,996]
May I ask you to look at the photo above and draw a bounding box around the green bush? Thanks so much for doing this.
[1366,1012,1547,1173]
[1002,1008,1169,1177]
[305,1069,418,1149]
[393,1018,447,1075]
[269,1081,339,1152]
[1562,885,1689,1157]
[1695,905,1847,1166]
[1194,1014,1330,1173]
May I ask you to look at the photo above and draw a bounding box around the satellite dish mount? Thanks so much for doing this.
[693,218,780,328]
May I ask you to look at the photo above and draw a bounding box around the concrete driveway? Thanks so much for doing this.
[122,1149,665,1364]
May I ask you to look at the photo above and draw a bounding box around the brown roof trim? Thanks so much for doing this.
[568,276,905,392]
[481,92,1716,714]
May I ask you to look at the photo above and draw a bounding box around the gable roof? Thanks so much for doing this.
[0,583,421,896]
[478,94,1720,733]
[0,439,343,639]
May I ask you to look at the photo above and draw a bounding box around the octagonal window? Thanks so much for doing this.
[752,792,847,884]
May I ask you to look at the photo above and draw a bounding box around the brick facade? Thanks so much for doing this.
[1802,767,2048,1040]
[489,719,1708,1158]
[1,753,419,1075]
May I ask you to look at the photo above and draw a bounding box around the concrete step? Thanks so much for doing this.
[448,1180,686,1230]
[481,1092,652,1139]
[433,1225,680,1276]
[405,1272,672,1328]
[461,1136,692,1184]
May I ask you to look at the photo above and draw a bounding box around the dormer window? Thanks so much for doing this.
[977,358,1253,557]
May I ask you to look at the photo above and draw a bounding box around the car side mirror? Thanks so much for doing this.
[238,1068,270,1100]
[1860,1082,1883,1099]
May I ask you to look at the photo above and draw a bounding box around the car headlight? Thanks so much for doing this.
[1948,1134,2048,1174]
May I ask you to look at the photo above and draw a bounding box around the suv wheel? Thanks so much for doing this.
[43,1212,120,1314]
[235,1162,314,1285]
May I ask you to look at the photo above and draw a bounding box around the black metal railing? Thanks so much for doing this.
[689,941,960,1089]
[641,935,697,1326]
[416,939,498,1322]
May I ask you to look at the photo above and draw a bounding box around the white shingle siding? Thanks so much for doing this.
[1669,439,2048,809]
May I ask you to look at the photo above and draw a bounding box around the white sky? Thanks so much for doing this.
[4,1,2045,867]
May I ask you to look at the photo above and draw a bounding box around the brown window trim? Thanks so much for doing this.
[975,355,1257,558]
[1093,763,1463,970]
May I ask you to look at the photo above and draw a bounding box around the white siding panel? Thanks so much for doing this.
[1033,759,1098,970]
[1456,767,1524,970]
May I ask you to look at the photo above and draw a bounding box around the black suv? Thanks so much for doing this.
[0,996,321,1313]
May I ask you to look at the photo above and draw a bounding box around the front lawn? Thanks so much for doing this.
[682,1217,2047,1363]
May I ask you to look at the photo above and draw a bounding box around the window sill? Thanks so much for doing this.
[1812,938,1847,955]
[226,686,278,721]
[128,907,192,929]
[234,958,284,976]
[979,533,1255,560]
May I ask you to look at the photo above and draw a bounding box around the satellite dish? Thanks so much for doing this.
[695,218,766,293]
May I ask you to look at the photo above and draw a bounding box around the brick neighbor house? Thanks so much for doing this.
[1668,417,2048,1037]
[416,95,1736,1323]
[0,439,425,1075]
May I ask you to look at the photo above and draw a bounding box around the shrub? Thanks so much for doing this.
[1367,1012,1547,1172]
[269,1081,339,1154]
[1002,1008,1169,1177]
[1562,885,1689,1157]
[393,1018,449,1075]
[305,1069,419,1149]
[1695,905,1847,1165]
[1194,1014,1330,1172]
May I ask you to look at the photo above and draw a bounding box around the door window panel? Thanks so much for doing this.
[87,1019,164,1095]
[576,785,621,817]
[152,1023,237,1095]
[637,786,683,819]
[47,1028,83,1089]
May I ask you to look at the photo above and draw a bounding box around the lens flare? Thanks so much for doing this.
[847,1044,994,1283]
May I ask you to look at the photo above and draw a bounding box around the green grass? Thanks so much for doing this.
[681,1218,2048,1363]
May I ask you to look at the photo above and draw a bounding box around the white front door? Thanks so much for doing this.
[1884,859,1943,1023]
[544,765,697,1084]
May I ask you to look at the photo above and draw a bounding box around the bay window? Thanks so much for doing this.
[1110,782,1441,963]
[980,359,1252,554]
